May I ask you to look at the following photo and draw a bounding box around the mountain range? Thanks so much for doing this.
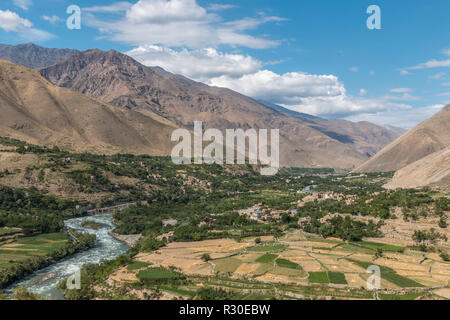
[0,43,407,169]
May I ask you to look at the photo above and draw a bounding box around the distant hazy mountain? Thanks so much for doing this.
[260,102,405,157]
[0,59,177,155]
[0,43,78,69]
[355,104,450,173]
[40,48,402,169]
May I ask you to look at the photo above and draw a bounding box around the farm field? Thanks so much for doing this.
[0,233,69,269]
[95,231,450,300]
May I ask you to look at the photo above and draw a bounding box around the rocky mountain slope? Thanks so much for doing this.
[384,147,450,189]
[0,59,177,155]
[355,104,450,173]
[0,43,78,69]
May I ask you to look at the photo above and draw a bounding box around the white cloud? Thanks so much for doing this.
[0,9,53,41]
[437,92,450,97]
[207,4,238,11]
[127,45,262,81]
[210,70,345,103]
[42,15,61,25]
[400,69,409,75]
[408,58,450,70]
[429,72,445,80]
[350,66,358,72]
[0,9,31,31]
[443,49,450,56]
[359,89,367,96]
[369,71,375,76]
[84,0,282,49]
[13,0,32,10]
[344,104,444,129]
[442,82,450,86]
[390,88,412,93]
[83,2,132,13]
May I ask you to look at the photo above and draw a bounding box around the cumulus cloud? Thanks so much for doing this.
[210,70,344,102]
[0,9,53,41]
[443,49,450,56]
[13,0,32,10]
[127,45,262,81]
[0,9,32,31]
[84,0,282,49]
[359,89,367,96]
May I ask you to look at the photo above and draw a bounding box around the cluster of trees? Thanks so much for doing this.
[300,216,382,241]
[412,228,448,249]
[0,231,96,289]
[0,186,83,234]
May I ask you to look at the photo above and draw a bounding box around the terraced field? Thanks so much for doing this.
[98,231,450,300]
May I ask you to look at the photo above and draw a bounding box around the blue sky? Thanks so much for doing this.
[1,0,449,128]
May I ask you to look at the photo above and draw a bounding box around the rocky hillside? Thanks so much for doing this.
[40,49,403,169]
[355,104,450,173]
[0,59,177,156]
[0,43,78,69]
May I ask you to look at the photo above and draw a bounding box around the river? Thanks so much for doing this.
[6,214,129,300]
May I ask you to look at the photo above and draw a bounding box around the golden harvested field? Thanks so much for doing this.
[129,232,450,292]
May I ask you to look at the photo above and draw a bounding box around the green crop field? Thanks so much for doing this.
[275,258,302,270]
[247,243,288,252]
[0,233,69,269]
[255,254,278,263]
[309,272,329,284]
[127,261,150,271]
[358,241,405,253]
[328,272,347,285]
[137,268,181,281]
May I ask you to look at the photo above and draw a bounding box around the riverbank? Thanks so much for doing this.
[0,231,96,289]
[4,214,129,299]
[108,232,142,247]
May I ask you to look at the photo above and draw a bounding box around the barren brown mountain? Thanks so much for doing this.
[0,59,177,155]
[40,49,403,168]
[355,104,450,173]
[385,147,450,189]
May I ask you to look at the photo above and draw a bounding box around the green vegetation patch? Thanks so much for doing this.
[328,272,347,285]
[309,272,329,284]
[137,268,180,281]
[126,261,150,271]
[357,241,405,253]
[255,254,278,263]
[379,292,424,300]
[275,258,302,270]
